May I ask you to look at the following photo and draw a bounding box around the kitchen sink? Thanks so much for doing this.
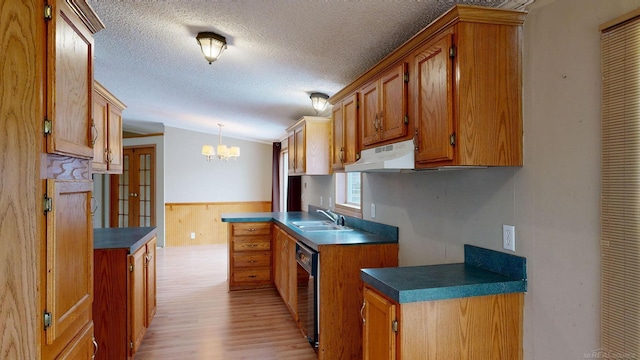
[290,220,352,232]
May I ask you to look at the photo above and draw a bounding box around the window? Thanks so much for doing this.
[335,172,362,218]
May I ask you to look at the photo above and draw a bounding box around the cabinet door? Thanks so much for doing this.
[414,33,454,165]
[129,247,147,356]
[46,0,94,158]
[44,180,94,348]
[273,228,284,295]
[286,236,298,318]
[92,93,108,172]
[294,126,305,174]
[360,79,380,147]
[56,322,95,360]
[343,93,359,164]
[145,237,157,326]
[107,105,123,173]
[379,63,408,142]
[287,133,295,173]
[331,103,345,170]
[363,287,396,360]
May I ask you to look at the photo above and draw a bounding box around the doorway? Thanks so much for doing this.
[110,145,156,227]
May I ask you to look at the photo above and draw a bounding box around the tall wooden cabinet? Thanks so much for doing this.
[92,81,126,174]
[2,0,105,358]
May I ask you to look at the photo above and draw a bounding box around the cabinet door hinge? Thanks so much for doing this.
[392,319,398,333]
[449,45,456,58]
[44,196,52,214]
[44,119,52,135]
[44,311,52,329]
[44,4,52,21]
[450,133,456,146]
[129,264,134,272]
[404,72,409,83]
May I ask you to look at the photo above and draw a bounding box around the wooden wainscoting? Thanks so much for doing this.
[165,202,271,246]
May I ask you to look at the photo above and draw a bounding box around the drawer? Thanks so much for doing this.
[232,222,271,236]
[233,268,271,283]
[233,237,271,252]
[234,252,271,268]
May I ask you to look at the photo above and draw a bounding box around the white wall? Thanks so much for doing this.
[303,0,640,358]
[163,126,272,203]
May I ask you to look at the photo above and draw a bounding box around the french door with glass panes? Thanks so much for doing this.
[110,146,156,227]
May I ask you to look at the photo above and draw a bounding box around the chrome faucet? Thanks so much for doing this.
[316,209,345,226]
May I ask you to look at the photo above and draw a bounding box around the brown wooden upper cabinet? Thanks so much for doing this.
[331,93,359,171]
[92,82,126,174]
[360,63,410,149]
[45,0,100,159]
[329,5,525,170]
[287,116,331,176]
[412,8,524,168]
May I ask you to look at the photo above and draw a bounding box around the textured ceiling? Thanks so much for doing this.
[88,0,516,143]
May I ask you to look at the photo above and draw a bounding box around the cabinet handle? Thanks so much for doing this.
[92,336,98,359]
[248,275,257,278]
[379,114,383,131]
[339,147,345,163]
[414,129,419,151]
[128,192,138,197]
[249,260,256,263]
[90,196,99,218]
[106,149,113,163]
[249,228,256,231]
[361,300,366,325]
[373,114,379,130]
[91,121,98,146]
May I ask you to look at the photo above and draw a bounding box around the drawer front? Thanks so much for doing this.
[233,237,271,252]
[234,268,271,283]
[234,252,271,268]
[232,222,271,236]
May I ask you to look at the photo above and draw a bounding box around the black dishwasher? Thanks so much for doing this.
[295,241,319,349]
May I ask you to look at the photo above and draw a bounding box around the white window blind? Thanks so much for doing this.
[601,11,640,358]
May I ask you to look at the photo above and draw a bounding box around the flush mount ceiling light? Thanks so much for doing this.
[310,92,329,114]
[196,31,227,64]
[202,124,240,161]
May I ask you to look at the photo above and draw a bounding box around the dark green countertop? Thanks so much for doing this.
[361,245,527,304]
[94,227,157,254]
[221,211,398,251]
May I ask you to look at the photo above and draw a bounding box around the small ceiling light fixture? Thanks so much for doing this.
[310,92,329,114]
[196,31,227,64]
[202,124,240,161]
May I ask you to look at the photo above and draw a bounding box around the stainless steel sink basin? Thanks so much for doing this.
[290,220,352,232]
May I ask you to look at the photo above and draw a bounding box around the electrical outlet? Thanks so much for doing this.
[190,232,196,240]
[503,225,515,251]
[320,196,323,206]
[371,204,376,218]
[329,197,332,207]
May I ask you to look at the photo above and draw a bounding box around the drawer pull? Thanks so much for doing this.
[249,228,256,231]
[250,260,256,263]
[248,244,258,247]
[248,275,257,278]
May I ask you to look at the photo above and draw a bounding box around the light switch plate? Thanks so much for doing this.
[371,204,376,218]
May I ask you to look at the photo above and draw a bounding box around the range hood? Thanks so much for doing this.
[345,139,415,172]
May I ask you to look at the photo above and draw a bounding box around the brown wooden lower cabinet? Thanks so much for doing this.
[93,236,157,359]
[228,222,273,290]
[363,285,524,360]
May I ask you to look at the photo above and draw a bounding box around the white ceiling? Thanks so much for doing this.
[88,0,519,143]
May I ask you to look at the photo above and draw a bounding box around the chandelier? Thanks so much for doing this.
[202,124,240,161]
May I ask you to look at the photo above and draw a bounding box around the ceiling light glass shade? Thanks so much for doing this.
[310,92,329,113]
[229,146,240,158]
[202,145,215,161]
[196,32,227,64]
[217,144,229,159]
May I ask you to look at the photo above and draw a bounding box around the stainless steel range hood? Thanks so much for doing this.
[345,139,415,172]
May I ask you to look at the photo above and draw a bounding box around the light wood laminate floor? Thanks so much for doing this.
[135,244,317,360]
